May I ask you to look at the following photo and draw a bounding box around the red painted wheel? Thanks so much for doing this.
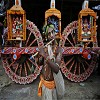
[59,21,97,82]
[2,20,44,84]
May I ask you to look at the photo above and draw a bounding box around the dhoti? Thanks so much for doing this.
[38,76,57,100]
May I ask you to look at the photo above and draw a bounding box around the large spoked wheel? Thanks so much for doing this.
[2,20,44,84]
[59,21,97,82]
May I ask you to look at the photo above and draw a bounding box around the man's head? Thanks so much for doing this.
[42,24,56,41]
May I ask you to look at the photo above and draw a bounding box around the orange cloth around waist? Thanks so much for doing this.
[38,75,55,97]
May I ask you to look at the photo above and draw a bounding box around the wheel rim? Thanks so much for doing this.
[2,20,44,84]
[59,21,97,82]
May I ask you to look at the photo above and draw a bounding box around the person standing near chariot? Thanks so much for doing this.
[37,23,65,100]
[37,1,65,99]
[0,22,4,58]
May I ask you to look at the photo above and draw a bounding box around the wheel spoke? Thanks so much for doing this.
[9,60,16,67]
[26,60,32,72]
[74,62,77,75]
[15,64,19,73]
[28,58,37,67]
[69,60,75,72]
[85,61,90,67]
[82,63,86,71]
[65,56,74,66]
[66,37,74,47]
[26,32,32,46]
[24,63,28,76]
[28,38,37,47]
[6,56,12,60]
[71,33,76,45]
[19,64,22,76]
[78,62,80,75]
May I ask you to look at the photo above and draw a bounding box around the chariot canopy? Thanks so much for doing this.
[45,0,61,38]
[7,0,26,40]
[78,0,97,44]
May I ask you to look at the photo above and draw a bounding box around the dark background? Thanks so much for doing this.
[20,0,100,32]
[0,0,100,33]
[0,0,100,74]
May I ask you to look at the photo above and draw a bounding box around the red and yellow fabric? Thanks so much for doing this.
[38,75,56,97]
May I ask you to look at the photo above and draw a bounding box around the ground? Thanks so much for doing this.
[0,59,100,100]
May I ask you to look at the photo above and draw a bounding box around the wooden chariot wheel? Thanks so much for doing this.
[59,21,97,82]
[1,20,44,84]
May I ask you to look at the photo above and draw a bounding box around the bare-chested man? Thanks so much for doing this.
[37,24,65,100]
